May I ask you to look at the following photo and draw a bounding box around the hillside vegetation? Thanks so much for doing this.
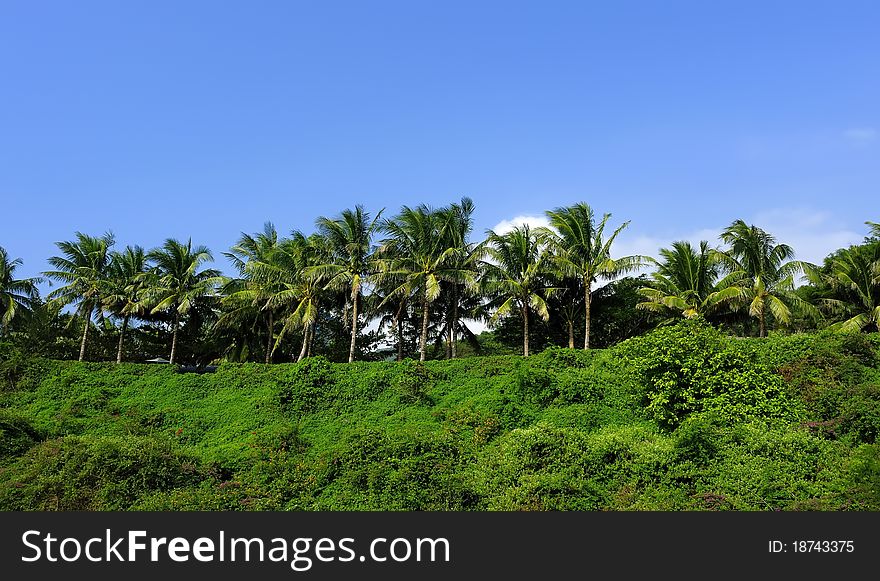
[1,321,879,511]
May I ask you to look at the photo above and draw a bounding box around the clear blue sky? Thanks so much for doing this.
[3,0,878,283]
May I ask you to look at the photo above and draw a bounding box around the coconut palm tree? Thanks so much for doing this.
[821,242,880,332]
[0,247,41,335]
[718,220,820,337]
[145,238,220,364]
[312,206,383,363]
[637,240,740,320]
[482,224,554,356]
[437,197,481,358]
[246,232,329,362]
[218,223,281,363]
[103,245,148,363]
[544,203,642,349]
[44,232,115,361]
[377,204,464,361]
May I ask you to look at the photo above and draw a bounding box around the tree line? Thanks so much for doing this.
[2,200,878,364]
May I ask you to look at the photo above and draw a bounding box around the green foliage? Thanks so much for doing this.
[391,359,434,405]
[472,423,675,510]
[615,319,800,428]
[277,356,335,415]
[1,323,878,511]
[0,409,42,462]
[0,341,28,391]
[844,444,880,509]
[0,435,207,510]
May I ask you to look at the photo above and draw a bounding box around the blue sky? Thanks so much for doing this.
[2,0,878,284]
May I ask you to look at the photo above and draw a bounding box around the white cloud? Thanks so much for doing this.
[490,215,550,235]
[843,127,877,145]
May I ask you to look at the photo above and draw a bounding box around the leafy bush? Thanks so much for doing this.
[391,359,434,405]
[472,423,674,510]
[614,319,800,428]
[0,435,208,510]
[0,409,42,462]
[277,356,335,415]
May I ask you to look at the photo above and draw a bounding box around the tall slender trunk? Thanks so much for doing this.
[298,322,309,362]
[759,308,766,338]
[265,311,274,364]
[419,291,429,362]
[348,290,359,363]
[116,314,129,364]
[584,279,592,350]
[522,302,530,357]
[308,315,315,358]
[568,319,574,349]
[445,316,452,359]
[397,316,404,362]
[78,307,92,362]
[450,286,459,359]
[169,310,180,364]
[395,299,405,362]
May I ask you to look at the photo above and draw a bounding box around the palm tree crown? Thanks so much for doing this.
[637,240,740,319]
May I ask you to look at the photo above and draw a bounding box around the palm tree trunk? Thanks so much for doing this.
[116,314,129,364]
[759,309,766,338]
[568,319,575,349]
[584,281,592,350]
[170,311,180,364]
[308,316,315,358]
[397,316,404,362]
[78,307,92,362]
[348,290,358,363]
[522,303,530,357]
[450,286,459,359]
[394,299,405,362]
[298,323,309,362]
[265,312,273,364]
[419,292,429,362]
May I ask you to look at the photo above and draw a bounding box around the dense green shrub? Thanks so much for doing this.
[693,423,849,510]
[0,342,28,391]
[614,319,801,429]
[276,356,335,415]
[0,409,42,462]
[314,426,478,510]
[0,435,208,510]
[472,423,674,510]
[391,359,434,405]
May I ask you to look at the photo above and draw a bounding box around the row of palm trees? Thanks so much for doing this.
[35,234,221,363]
[2,202,878,363]
[637,220,880,335]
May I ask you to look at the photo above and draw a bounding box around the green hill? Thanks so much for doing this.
[2,320,878,511]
